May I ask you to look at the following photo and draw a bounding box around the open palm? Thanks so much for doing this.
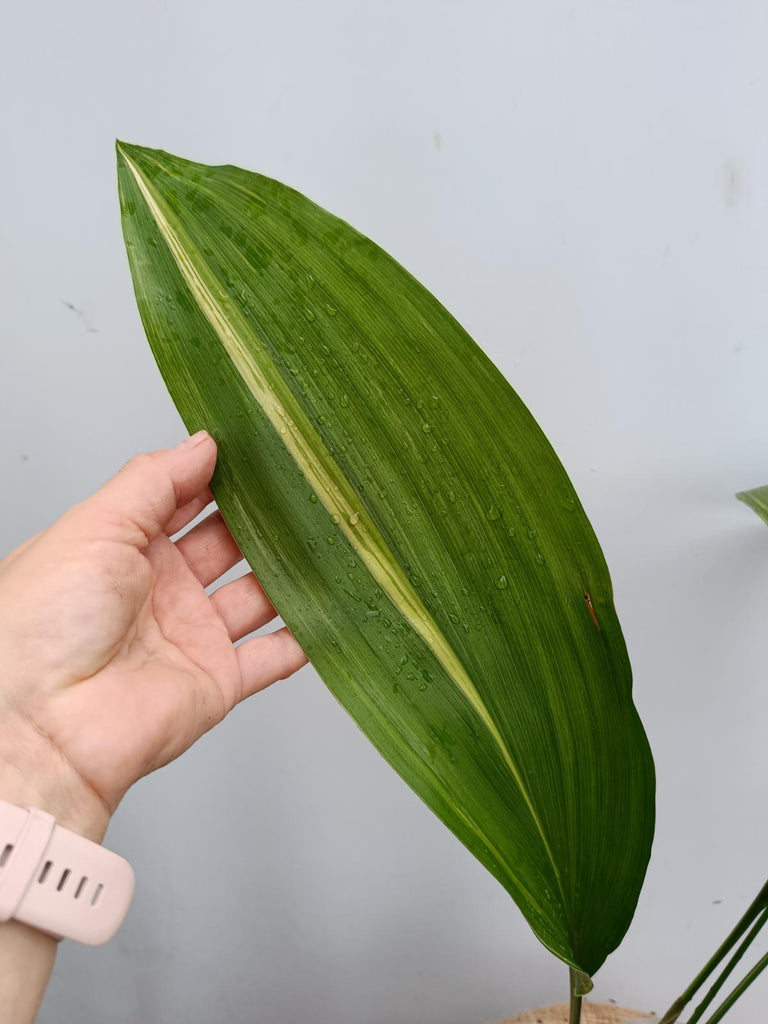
[0,433,306,839]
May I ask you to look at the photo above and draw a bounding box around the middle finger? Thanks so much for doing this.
[175,509,243,586]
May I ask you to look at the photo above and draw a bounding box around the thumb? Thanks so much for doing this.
[65,431,218,547]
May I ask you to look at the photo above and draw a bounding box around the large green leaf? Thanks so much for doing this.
[116,142,654,981]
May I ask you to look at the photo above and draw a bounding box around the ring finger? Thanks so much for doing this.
[209,571,277,641]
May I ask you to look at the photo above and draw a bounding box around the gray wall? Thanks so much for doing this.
[2,2,768,1022]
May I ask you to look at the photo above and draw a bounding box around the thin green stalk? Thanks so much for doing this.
[659,879,768,1024]
[700,949,768,1024]
[687,908,768,1024]
[569,968,582,1024]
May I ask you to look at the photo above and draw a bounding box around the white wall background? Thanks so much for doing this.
[2,2,767,1021]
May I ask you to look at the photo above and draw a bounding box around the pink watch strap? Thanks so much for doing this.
[0,800,134,945]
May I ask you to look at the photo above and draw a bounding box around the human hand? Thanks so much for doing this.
[0,432,307,842]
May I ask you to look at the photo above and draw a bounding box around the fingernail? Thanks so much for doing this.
[176,430,210,450]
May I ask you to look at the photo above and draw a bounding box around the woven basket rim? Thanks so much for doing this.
[493,999,655,1024]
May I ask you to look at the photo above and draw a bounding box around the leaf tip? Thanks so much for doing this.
[115,139,156,166]
[735,485,768,525]
[115,139,137,171]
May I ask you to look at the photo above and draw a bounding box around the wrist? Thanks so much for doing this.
[0,715,109,844]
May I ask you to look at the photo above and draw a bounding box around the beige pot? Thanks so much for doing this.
[496,1002,657,1024]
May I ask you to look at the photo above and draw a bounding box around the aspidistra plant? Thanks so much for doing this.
[117,142,655,1020]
